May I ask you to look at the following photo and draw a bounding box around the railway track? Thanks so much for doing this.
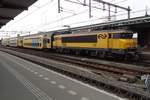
[0,47,150,100]
[2,46,150,85]
[3,46,150,77]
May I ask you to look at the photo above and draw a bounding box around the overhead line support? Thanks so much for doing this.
[58,0,61,13]
[93,0,131,19]
[89,0,92,18]
[93,0,129,11]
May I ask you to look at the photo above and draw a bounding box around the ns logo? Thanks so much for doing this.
[98,34,107,39]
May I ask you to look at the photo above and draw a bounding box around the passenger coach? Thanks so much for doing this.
[23,35,47,49]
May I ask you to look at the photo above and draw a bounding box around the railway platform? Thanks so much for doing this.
[0,51,123,100]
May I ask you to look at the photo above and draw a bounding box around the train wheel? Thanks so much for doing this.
[75,51,80,55]
[133,54,140,61]
[90,51,96,56]
[124,54,130,61]
[99,52,106,58]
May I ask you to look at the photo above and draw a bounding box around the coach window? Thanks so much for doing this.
[36,43,38,46]
[37,43,39,47]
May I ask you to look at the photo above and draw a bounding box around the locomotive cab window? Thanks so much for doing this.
[113,33,133,39]
[108,34,112,38]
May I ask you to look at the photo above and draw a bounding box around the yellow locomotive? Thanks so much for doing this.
[53,30,138,58]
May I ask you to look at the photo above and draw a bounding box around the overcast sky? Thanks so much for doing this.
[0,0,150,38]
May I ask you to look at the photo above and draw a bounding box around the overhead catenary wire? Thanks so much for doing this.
[26,8,91,31]
[62,0,129,21]
[0,0,57,36]
[28,8,150,32]
[25,0,130,31]
[12,1,58,32]
[114,0,128,4]
[2,0,128,32]
[109,0,128,4]
[26,0,127,31]
[64,0,124,13]
[1,0,56,29]
[16,6,150,32]
[67,8,150,25]
[1,0,149,37]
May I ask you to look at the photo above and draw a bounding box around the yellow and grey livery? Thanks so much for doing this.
[1,30,139,59]
[53,30,138,58]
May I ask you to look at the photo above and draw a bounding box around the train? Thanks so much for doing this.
[1,30,139,60]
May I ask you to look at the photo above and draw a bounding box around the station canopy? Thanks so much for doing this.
[0,0,37,28]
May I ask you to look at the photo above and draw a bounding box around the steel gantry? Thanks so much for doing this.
[58,0,131,20]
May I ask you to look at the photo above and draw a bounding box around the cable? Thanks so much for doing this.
[31,8,150,32]
[4,0,56,28]
[17,1,130,32]
[2,7,150,36]
[65,0,123,13]
[26,8,90,31]
[68,8,150,26]
[5,1,58,32]
[39,9,99,28]
[115,0,128,4]
[109,0,128,4]
[61,7,77,15]
[3,0,148,34]
[11,2,127,31]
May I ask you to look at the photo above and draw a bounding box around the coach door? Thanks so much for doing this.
[43,38,47,48]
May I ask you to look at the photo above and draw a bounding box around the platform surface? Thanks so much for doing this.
[0,51,124,100]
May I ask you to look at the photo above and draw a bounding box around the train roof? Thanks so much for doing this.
[73,29,133,34]
[23,34,44,39]
[56,29,133,37]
